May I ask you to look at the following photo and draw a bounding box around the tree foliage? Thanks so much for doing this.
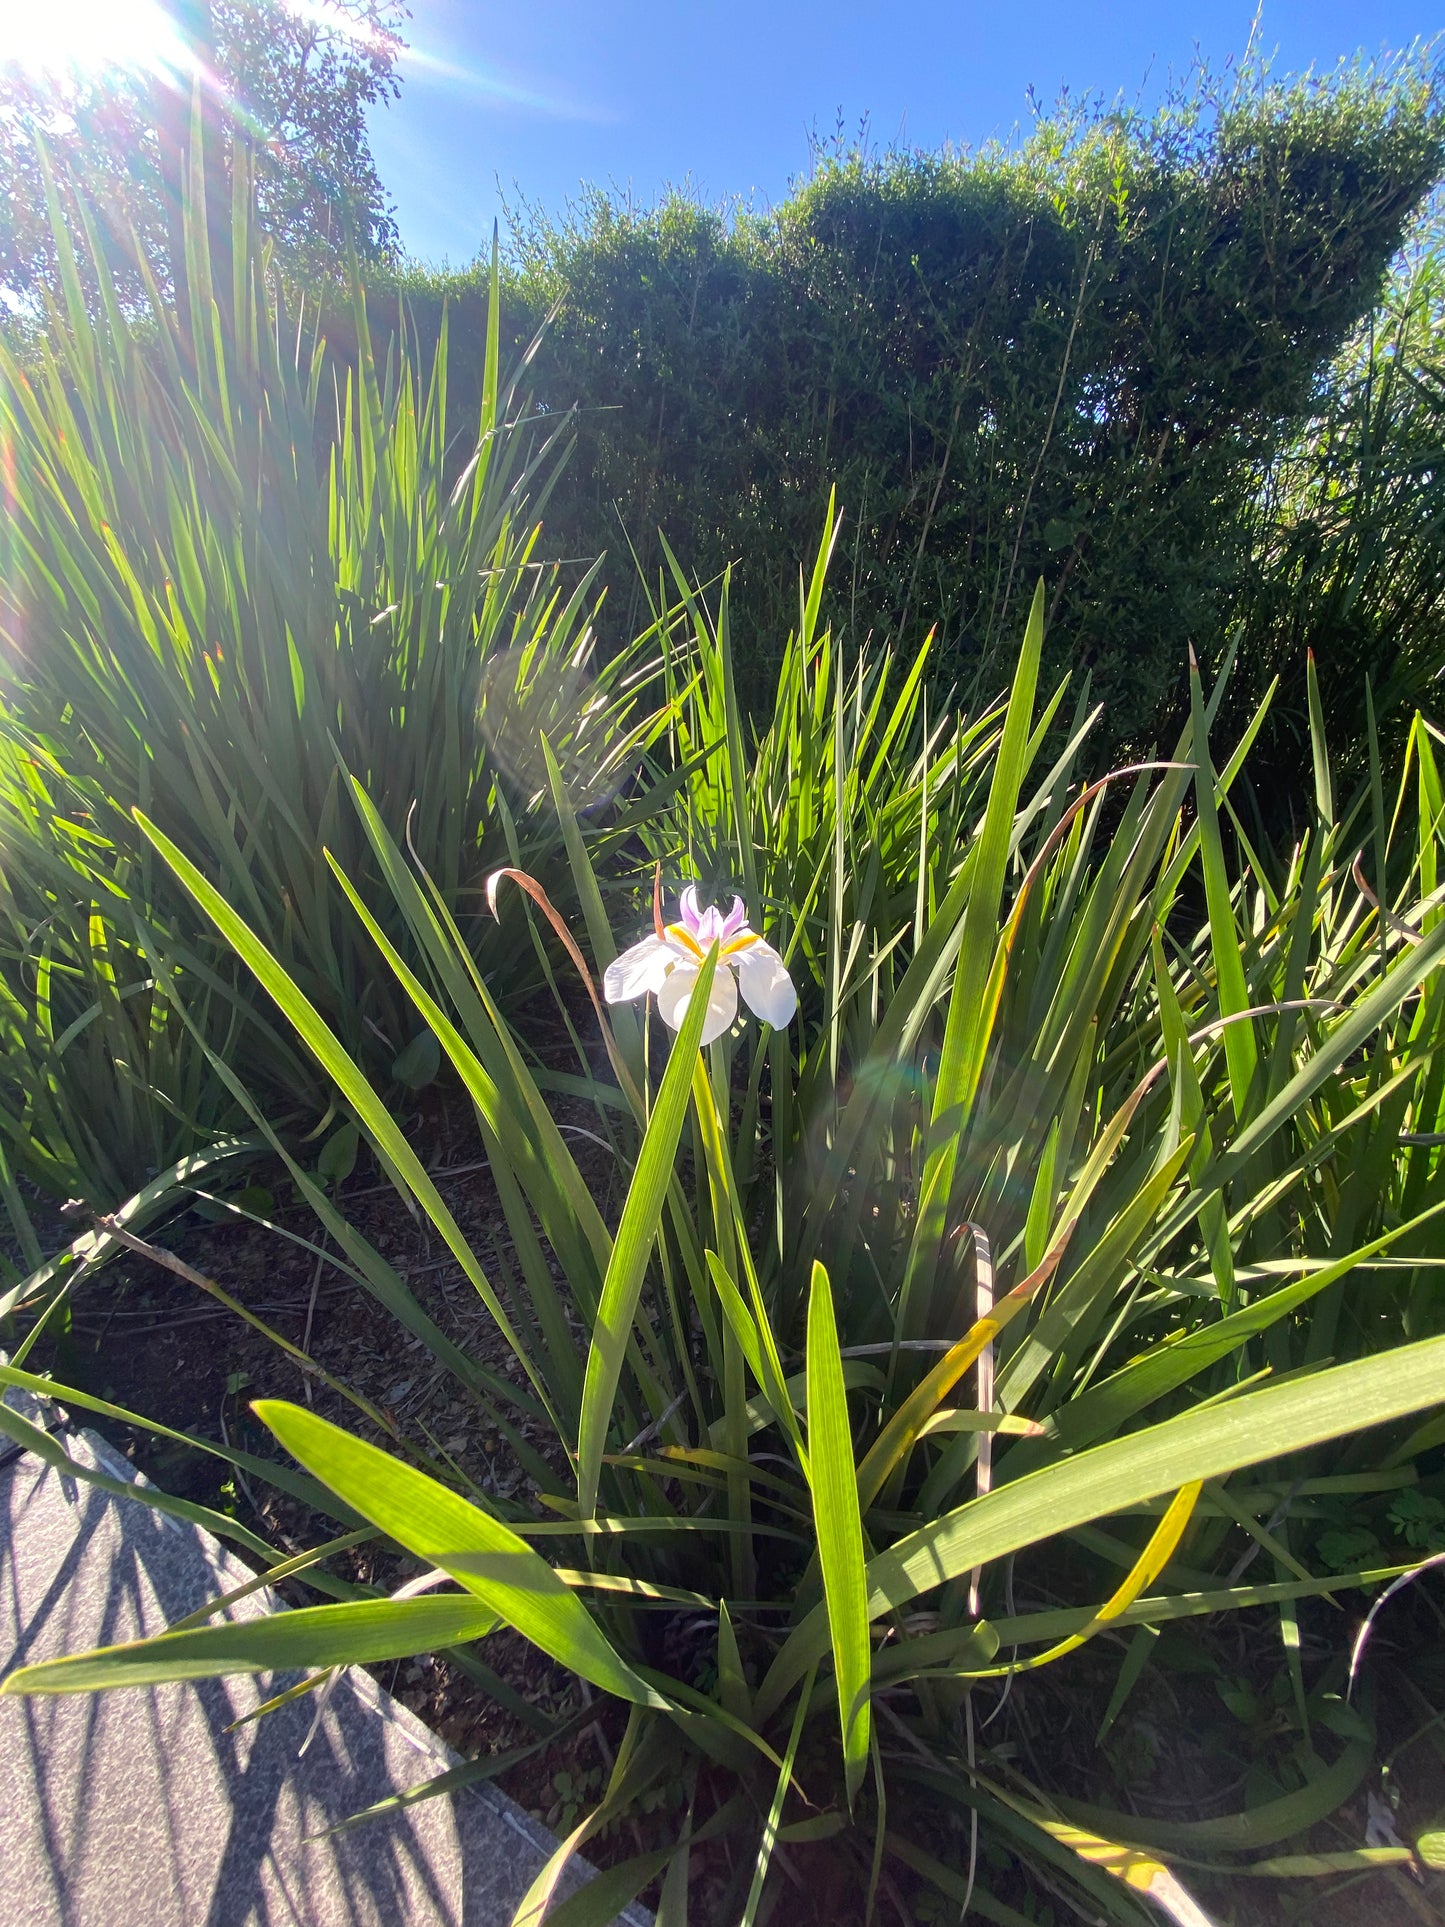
[0,0,405,308]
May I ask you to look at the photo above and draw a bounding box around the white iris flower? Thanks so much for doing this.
[603,885,797,1046]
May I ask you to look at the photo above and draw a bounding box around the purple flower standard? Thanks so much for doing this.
[603,885,797,1046]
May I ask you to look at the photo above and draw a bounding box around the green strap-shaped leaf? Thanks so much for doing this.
[1189,652,1258,1118]
[576,946,718,1518]
[758,1331,1445,1720]
[255,1401,665,1709]
[1024,1185,1445,1468]
[883,1832,1035,1927]
[805,1260,871,1807]
[1235,1849,1412,1877]
[0,1136,255,1321]
[511,1707,674,1927]
[969,1481,1203,1677]
[545,1848,679,1927]
[1,1595,502,1696]
[988,1559,1419,1650]
[133,810,554,1420]
[1024,1813,1219,1926]
[1053,1737,1373,1853]
[741,1663,816,1927]
[898,581,1045,1338]
[0,1360,361,1529]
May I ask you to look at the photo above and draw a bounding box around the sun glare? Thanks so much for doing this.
[0,0,190,84]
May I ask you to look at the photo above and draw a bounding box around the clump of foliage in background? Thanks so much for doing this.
[369,53,1444,756]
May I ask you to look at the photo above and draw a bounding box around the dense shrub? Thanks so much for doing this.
[364,57,1443,751]
[1230,221,1445,796]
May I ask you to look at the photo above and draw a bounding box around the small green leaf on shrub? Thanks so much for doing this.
[1315,1694,1373,1741]
[1388,1491,1445,1550]
[392,1030,441,1090]
[1216,1680,1258,1724]
[197,1184,276,1221]
[318,1122,360,1187]
[1316,1527,1381,1572]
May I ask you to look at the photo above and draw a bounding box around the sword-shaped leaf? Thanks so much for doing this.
[255,1400,664,1709]
[0,1595,502,1695]
[805,1260,871,1807]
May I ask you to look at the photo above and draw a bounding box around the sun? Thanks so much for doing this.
[0,0,192,84]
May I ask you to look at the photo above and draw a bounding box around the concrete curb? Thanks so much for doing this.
[0,1377,651,1927]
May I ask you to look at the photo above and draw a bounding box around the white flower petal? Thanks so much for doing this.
[657,956,738,1045]
[734,938,798,1029]
[603,934,675,1004]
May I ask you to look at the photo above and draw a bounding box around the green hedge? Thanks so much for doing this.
[1228,225,1445,798]
[359,58,1442,750]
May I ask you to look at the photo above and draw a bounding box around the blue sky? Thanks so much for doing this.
[367,2,1443,266]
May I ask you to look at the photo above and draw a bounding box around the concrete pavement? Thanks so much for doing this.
[0,1379,650,1927]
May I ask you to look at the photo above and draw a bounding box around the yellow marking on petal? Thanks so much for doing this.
[721,931,760,957]
[665,924,706,961]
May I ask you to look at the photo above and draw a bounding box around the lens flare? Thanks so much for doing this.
[275,1,399,60]
[0,0,191,82]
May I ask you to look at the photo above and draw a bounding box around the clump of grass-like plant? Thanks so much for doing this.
[0,156,658,1227]
[8,547,1445,1924]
